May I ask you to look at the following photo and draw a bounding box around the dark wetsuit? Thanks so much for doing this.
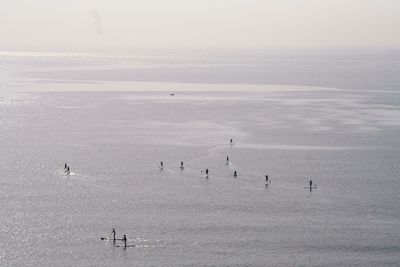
[112,228,116,241]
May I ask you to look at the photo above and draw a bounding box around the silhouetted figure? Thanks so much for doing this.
[310,180,313,190]
[230,139,233,145]
[160,161,163,169]
[226,156,229,165]
[112,228,116,241]
[123,235,127,248]
[205,169,209,175]
[66,167,70,175]
[233,171,237,177]
[180,161,184,169]
[265,175,269,183]
[64,164,69,173]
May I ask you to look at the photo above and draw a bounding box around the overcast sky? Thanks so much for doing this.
[0,0,399,51]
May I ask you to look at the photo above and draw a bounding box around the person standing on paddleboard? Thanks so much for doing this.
[112,228,116,241]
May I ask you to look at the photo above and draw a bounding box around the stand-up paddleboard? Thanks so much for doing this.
[180,166,184,170]
[116,245,136,248]
[200,170,209,178]
[57,170,76,176]
[304,185,318,189]
[101,237,125,241]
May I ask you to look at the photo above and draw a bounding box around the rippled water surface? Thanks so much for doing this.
[1,88,400,266]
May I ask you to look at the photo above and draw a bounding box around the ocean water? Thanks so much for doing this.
[0,50,400,266]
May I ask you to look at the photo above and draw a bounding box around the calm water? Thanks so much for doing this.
[0,50,400,266]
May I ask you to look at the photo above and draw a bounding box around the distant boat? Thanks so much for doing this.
[170,93,175,96]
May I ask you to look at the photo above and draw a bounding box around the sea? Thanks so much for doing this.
[0,49,399,266]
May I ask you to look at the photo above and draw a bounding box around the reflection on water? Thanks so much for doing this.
[0,89,399,266]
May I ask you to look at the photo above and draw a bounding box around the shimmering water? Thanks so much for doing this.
[0,50,400,266]
[0,89,399,266]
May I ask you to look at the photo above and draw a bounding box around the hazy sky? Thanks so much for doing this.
[0,0,399,50]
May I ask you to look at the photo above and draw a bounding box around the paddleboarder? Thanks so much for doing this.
[112,228,116,241]
[123,235,127,248]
